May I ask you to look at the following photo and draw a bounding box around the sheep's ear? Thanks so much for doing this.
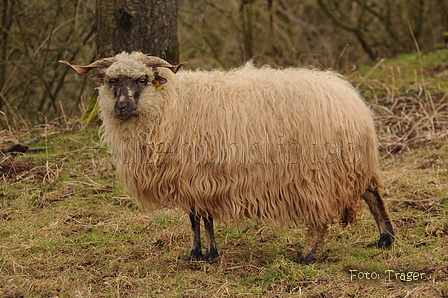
[59,57,117,75]
[153,75,167,90]
[91,73,105,84]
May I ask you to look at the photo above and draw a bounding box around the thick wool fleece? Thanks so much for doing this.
[105,52,151,79]
[98,55,382,227]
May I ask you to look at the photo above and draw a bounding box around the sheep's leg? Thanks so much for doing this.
[203,216,218,263]
[361,188,395,248]
[187,214,204,261]
[297,224,328,264]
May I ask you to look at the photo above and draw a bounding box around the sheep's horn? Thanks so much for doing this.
[140,56,187,74]
[58,57,117,75]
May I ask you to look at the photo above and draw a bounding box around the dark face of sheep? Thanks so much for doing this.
[59,54,187,121]
[107,75,148,120]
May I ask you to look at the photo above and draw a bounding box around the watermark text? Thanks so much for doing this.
[349,269,426,282]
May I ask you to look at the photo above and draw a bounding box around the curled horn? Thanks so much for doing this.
[58,57,117,75]
[139,55,187,74]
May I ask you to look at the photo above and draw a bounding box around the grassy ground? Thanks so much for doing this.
[1,50,447,297]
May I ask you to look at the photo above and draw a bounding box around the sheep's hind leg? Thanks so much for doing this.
[361,188,395,248]
[203,216,218,263]
[297,224,328,264]
[187,214,204,261]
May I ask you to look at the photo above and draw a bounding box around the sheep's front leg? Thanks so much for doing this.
[203,216,218,263]
[297,224,328,264]
[187,214,204,261]
[361,188,395,248]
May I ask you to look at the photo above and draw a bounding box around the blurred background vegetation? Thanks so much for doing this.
[0,0,447,125]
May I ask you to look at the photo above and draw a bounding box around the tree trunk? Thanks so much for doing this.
[0,0,15,109]
[95,0,179,63]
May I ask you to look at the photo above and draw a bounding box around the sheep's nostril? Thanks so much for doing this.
[117,103,128,110]
[116,98,129,108]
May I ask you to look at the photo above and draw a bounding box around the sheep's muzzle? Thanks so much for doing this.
[111,76,147,120]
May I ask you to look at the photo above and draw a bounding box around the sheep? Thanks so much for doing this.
[59,52,395,264]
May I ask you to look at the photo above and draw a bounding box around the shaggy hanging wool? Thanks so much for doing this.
[95,52,382,228]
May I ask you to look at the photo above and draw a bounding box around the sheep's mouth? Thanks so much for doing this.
[115,109,136,120]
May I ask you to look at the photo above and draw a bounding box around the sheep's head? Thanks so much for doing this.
[59,52,186,121]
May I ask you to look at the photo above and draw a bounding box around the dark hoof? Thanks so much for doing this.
[377,233,393,249]
[204,249,219,264]
[297,253,316,265]
[186,248,204,261]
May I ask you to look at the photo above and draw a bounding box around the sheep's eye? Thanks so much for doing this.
[137,77,148,86]
[109,79,117,86]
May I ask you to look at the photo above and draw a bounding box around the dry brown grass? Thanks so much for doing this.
[351,50,448,154]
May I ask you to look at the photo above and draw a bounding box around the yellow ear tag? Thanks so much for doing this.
[154,79,163,90]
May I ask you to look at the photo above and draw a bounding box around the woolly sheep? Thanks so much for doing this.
[60,52,395,264]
